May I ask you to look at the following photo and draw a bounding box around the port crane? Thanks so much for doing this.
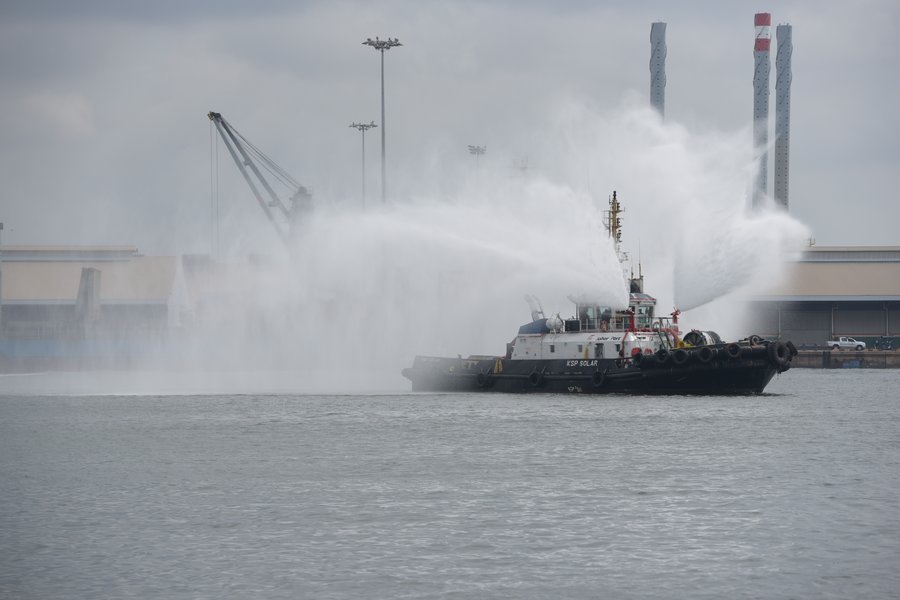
[208,111,311,245]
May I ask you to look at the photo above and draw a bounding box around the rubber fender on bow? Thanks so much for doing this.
[725,343,742,359]
[768,341,791,370]
[672,348,690,366]
[476,371,490,388]
[528,370,544,387]
[655,348,670,364]
[696,346,714,364]
[591,369,606,388]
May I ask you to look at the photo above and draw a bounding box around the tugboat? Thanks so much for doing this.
[401,192,797,395]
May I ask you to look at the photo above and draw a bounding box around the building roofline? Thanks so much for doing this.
[752,295,900,303]
[0,245,142,262]
[803,246,900,252]
[799,246,900,263]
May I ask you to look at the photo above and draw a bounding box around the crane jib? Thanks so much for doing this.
[207,111,311,246]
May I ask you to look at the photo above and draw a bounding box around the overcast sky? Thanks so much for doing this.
[0,0,897,255]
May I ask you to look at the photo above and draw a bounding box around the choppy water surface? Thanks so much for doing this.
[1,370,898,599]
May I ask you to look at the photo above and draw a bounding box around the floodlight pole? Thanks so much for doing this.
[363,36,402,204]
[468,145,486,166]
[0,222,4,332]
[349,121,377,207]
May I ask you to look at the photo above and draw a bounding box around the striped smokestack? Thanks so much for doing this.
[650,22,667,118]
[752,12,771,209]
[774,23,793,210]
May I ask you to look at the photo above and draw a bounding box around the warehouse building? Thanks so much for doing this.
[747,246,900,346]
[0,246,290,371]
[0,246,188,369]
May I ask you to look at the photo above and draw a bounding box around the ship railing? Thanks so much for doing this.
[647,318,679,349]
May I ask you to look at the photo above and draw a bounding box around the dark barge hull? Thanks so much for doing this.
[402,343,791,396]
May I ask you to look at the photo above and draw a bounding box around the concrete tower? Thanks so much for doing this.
[752,12,771,209]
[774,23,793,210]
[650,22,667,118]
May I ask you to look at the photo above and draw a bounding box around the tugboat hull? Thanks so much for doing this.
[402,342,792,396]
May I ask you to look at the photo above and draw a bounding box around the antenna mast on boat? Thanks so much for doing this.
[606,191,643,293]
[606,190,623,247]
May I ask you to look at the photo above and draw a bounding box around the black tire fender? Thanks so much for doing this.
[696,346,714,364]
[528,370,543,387]
[767,341,790,369]
[655,348,670,364]
[672,348,690,366]
[591,369,606,388]
[476,371,489,388]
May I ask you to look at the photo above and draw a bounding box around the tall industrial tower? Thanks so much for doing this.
[650,22,667,118]
[752,12,771,209]
[774,23,793,210]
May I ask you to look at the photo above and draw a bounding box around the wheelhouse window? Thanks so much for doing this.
[577,304,613,331]
[636,305,653,328]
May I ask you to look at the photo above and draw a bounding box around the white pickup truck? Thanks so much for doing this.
[828,336,866,351]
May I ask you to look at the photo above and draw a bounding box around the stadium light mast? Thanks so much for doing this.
[349,121,377,207]
[468,145,486,166]
[362,36,402,204]
[0,222,3,331]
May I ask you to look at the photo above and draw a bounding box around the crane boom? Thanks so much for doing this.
[208,111,311,245]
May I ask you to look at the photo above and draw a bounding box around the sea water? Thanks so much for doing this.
[1,369,898,599]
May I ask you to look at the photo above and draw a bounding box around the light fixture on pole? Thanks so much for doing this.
[349,121,377,207]
[468,145,486,166]
[362,36,402,204]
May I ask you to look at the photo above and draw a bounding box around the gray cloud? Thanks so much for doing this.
[1,0,898,252]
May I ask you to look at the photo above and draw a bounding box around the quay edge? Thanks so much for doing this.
[793,350,900,369]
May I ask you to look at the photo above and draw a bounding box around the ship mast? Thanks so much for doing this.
[605,190,643,294]
[606,190,623,253]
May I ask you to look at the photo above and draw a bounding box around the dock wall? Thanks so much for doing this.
[793,350,900,369]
